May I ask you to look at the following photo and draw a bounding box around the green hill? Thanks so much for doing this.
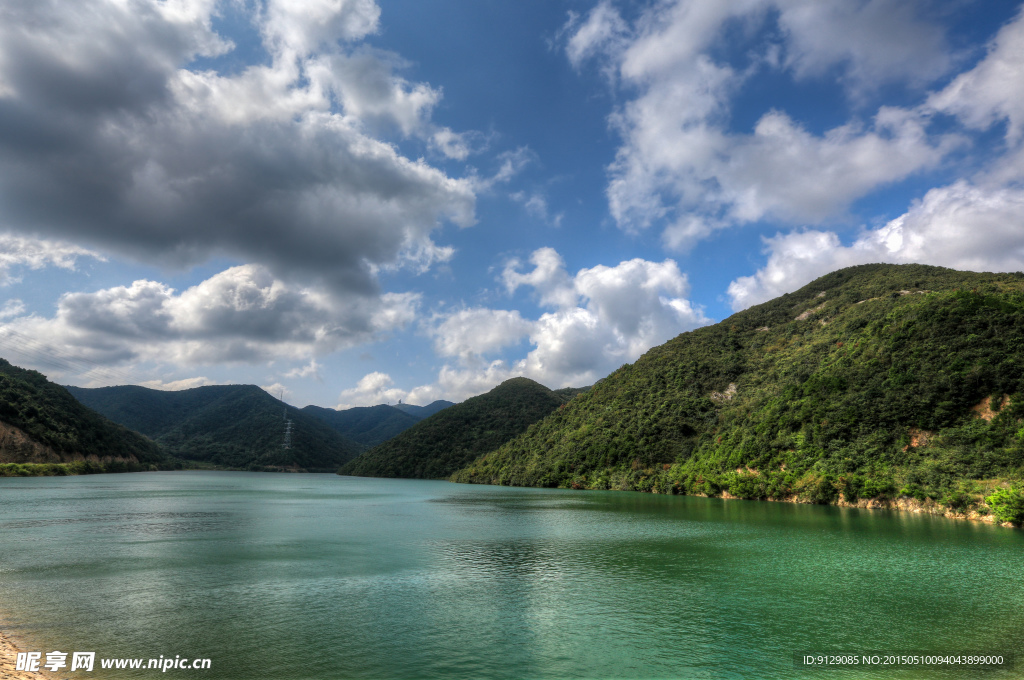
[68,384,363,472]
[0,358,166,474]
[452,264,1024,522]
[339,378,570,479]
[301,403,420,447]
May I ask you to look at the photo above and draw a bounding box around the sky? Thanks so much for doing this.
[1,0,1023,409]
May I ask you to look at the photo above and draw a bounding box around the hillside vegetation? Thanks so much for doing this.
[302,401,451,447]
[452,265,1024,523]
[0,358,167,474]
[339,378,572,479]
[68,384,363,471]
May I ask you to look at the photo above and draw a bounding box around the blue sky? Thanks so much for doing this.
[1,0,1023,408]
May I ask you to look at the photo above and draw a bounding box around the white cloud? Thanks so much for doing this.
[728,181,1024,310]
[395,248,711,403]
[429,308,533,359]
[335,371,408,408]
[139,376,217,391]
[1,264,420,372]
[0,234,105,285]
[431,127,485,161]
[565,0,630,69]
[285,359,323,380]
[262,0,381,56]
[568,0,962,248]
[0,298,24,319]
[502,247,577,309]
[928,8,1024,144]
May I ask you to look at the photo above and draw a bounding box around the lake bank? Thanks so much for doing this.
[709,488,1019,528]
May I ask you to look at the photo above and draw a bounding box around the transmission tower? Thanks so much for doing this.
[282,417,293,449]
[281,391,293,450]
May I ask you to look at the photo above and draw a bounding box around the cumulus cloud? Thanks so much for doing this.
[338,248,710,406]
[139,376,217,391]
[565,0,630,69]
[285,359,324,380]
[727,181,1024,310]
[501,247,577,308]
[1,264,419,372]
[0,298,24,319]
[567,0,962,248]
[0,234,105,284]
[336,371,408,408]
[429,308,533,359]
[928,7,1024,144]
[0,0,475,293]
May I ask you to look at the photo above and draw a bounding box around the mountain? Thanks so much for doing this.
[339,379,569,479]
[391,400,454,419]
[67,384,363,471]
[0,358,166,473]
[301,404,420,448]
[451,265,1024,520]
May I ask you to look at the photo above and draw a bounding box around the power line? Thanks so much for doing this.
[0,327,149,386]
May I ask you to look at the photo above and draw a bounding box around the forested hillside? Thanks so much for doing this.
[339,378,573,479]
[452,265,1024,524]
[0,359,166,474]
[302,403,420,447]
[69,384,363,471]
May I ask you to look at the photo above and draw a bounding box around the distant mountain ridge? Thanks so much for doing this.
[67,384,363,471]
[391,400,455,419]
[0,358,166,472]
[301,403,421,448]
[339,378,576,479]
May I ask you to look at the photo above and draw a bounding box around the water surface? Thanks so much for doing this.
[0,472,1021,679]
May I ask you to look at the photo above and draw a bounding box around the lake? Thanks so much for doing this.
[0,471,1021,679]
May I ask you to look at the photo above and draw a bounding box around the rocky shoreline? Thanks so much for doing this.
[708,489,1018,528]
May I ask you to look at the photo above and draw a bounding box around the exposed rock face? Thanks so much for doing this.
[972,395,1011,421]
[0,420,138,466]
[0,420,63,463]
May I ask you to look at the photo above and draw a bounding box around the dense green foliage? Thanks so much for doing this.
[0,459,183,476]
[452,265,1024,516]
[339,378,570,479]
[0,359,165,465]
[553,386,592,400]
[986,486,1024,524]
[69,384,363,471]
[302,403,421,447]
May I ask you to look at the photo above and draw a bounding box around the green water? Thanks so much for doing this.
[0,472,1021,680]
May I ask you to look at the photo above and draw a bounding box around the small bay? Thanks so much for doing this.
[0,471,1021,679]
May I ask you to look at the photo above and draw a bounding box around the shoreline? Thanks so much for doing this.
[0,624,59,680]
[684,488,1018,528]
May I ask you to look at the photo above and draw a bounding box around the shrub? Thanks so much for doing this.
[986,486,1024,524]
